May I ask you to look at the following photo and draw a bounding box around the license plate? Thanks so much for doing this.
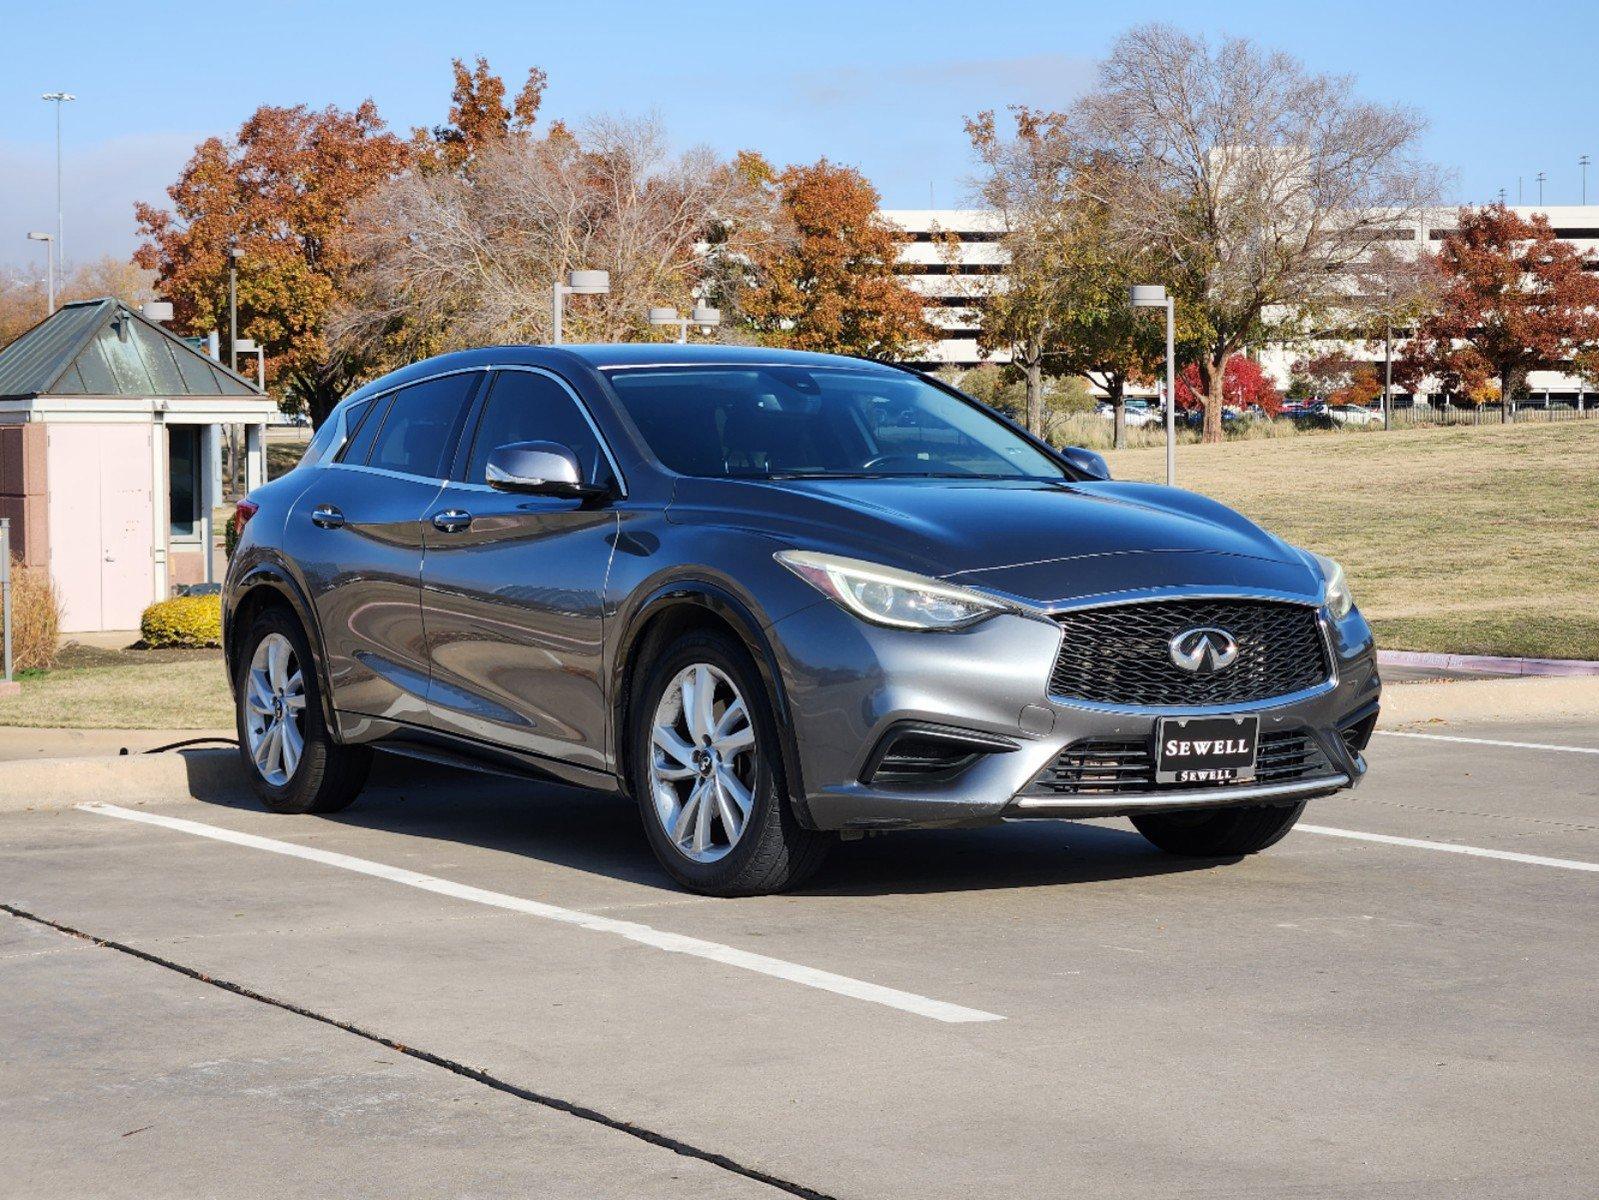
[1156,715,1259,785]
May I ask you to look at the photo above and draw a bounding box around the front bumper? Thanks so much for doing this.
[768,599,1379,831]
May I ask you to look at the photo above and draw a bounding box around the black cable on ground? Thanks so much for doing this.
[129,737,240,756]
[0,902,838,1200]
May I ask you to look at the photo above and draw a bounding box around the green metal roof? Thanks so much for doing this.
[0,298,261,401]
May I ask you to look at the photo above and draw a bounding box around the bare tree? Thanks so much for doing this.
[334,115,780,366]
[1075,24,1440,441]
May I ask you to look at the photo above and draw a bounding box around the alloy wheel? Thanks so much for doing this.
[648,663,759,863]
[243,632,308,787]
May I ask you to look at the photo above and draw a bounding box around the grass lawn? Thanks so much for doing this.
[1105,420,1599,660]
[0,646,232,730]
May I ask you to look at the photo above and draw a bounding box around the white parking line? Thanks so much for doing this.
[1298,824,1599,873]
[78,803,1003,1025]
[1375,730,1599,755]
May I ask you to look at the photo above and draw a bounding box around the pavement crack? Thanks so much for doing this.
[1,901,838,1200]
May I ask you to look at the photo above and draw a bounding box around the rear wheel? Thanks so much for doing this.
[629,629,829,896]
[234,608,371,814]
[1131,801,1306,857]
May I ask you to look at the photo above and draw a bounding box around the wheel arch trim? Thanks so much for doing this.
[225,560,340,738]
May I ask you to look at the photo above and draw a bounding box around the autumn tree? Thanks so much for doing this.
[1411,205,1599,418]
[1074,24,1438,442]
[1176,355,1282,414]
[411,56,548,174]
[336,115,775,360]
[743,160,932,360]
[135,101,407,424]
[0,257,157,349]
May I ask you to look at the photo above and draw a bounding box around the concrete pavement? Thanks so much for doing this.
[2,712,1596,1198]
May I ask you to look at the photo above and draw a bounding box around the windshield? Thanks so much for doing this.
[604,365,1067,481]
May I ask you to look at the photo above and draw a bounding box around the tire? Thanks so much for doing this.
[234,608,371,815]
[628,628,829,896]
[1131,801,1307,858]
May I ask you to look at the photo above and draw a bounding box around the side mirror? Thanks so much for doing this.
[485,441,609,499]
[1059,445,1111,481]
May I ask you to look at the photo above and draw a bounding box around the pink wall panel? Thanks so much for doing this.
[46,424,155,633]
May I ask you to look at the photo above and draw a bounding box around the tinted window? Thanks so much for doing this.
[301,397,371,469]
[605,366,1065,480]
[339,395,388,466]
[465,371,611,486]
[365,374,478,478]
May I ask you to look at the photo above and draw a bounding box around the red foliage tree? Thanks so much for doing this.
[1411,205,1599,410]
[1176,355,1282,414]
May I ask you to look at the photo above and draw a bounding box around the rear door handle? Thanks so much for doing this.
[432,509,473,533]
[310,504,345,529]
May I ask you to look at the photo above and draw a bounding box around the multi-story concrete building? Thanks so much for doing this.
[884,205,1599,402]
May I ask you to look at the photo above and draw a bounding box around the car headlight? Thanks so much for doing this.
[1312,552,1355,620]
[775,550,1007,631]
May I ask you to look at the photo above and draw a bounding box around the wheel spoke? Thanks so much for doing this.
[280,718,303,778]
[252,721,276,770]
[691,665,717,742]
[713,776,745,843]
[715,722,754,755]
[284,671,306,711]
[693,774,714,852]
[717,767,754,820]
[672,781,704,846]
[246,671,274,716]
[267,638,290,692]
[652,724,696,769]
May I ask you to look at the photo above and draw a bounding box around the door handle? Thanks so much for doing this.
[432,509,473,533]
[310,504,345,529]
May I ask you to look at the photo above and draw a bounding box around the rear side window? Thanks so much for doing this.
[300,398,371,469]
[339,395,389,466]
[463,371,612,486]
[359,374,479,478]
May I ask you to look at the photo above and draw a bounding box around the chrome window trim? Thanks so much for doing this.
[1038,592,1339,716]
[456,365,629,499]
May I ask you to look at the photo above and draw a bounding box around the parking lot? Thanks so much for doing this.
[3,709,1596,1199]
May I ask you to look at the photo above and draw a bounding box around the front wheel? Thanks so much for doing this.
[234,609,371,814]
[1131,801,1306,857]
[629,629,829,896]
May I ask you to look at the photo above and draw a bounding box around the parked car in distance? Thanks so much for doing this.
[224,345,1379,896]
[1095,399,1159,427]
[1326,403,1383,427]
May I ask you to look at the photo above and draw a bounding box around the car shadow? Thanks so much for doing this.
[197,752,1230,898]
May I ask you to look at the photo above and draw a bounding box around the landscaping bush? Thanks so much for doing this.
[140,594,223,649]
[9,557,62,671]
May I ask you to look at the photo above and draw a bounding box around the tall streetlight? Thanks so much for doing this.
[41,92,74,274]
[647,304,721,343]
[551,269,610,344]
[1536,171,1547,206]
[1582,155,1591,205]
[26,232,54,313]
[227,244,244,371]
[1129,284,1177,487]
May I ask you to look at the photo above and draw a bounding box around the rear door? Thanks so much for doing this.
[285,370,481,721]
[418,367,621,772]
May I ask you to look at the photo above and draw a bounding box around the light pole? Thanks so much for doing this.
[1582,155,1591,205]
[1536,171,1547,206]
[551,270,610,344]
[647,304,721,343]
[1129,285,1177,486]
[41,92,74,274]
[227,244,243,371]
[26,232,54,313]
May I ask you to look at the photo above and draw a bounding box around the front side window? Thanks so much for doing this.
[604,366,1066,480]
[464,371,611,486]
[362,373,478,478]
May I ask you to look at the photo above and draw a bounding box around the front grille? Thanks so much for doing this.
[1025,729,1337,796]
[1049,599,1330,707]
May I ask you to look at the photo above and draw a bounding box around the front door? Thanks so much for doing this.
[46,423,155,632]
[285,371,480,721]
[419,368,620,772]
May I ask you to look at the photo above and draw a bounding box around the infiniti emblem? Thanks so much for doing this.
[1169,627,1240,674]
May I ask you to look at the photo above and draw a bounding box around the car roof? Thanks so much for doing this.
[552,343,903,373]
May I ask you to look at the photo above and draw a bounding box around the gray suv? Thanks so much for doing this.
[224,345,1379,895]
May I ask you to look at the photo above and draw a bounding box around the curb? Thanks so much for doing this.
[1378,649,1599,678]
[0,747,249,813]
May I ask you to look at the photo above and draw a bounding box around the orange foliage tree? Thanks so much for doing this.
[134,102,408,424]
[744,160,931,360]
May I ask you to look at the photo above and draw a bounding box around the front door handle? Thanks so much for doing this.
[310,504,345,529]
[432,509,473,533]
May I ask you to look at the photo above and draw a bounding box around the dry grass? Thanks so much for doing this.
[8,558,63,671]
[1104,421,1599,660]
[0,656,232,729]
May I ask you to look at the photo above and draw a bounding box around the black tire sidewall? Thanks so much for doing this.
[628,630,790,893]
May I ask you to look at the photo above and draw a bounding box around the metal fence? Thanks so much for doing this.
[1384,402,1598,427]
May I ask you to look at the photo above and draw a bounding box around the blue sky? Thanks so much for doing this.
[3,0,1598,267]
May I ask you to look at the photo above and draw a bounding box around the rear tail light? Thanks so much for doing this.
[232,498,259,541]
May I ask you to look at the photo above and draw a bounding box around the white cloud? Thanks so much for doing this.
[0,130,203,268]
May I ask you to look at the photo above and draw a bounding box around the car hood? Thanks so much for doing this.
[669,476,1323,608]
